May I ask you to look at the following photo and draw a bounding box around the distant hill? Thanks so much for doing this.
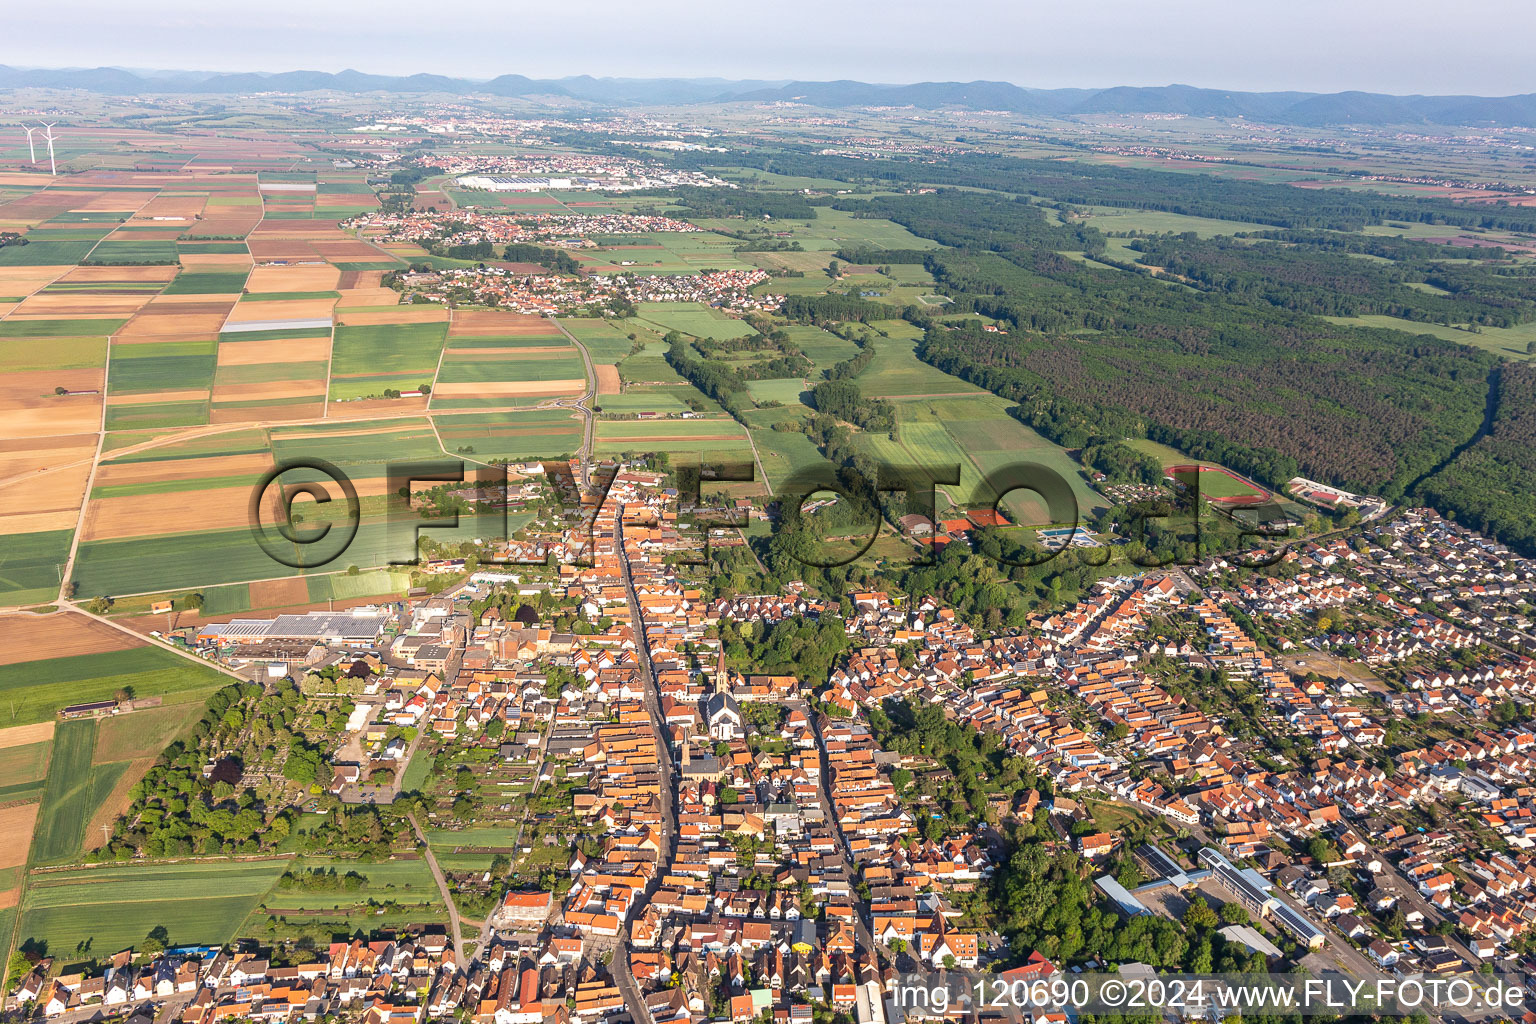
[6,65,1536,127]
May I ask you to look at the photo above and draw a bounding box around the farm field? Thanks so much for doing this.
[258,857,445,917]
[0,644,226,727]
[558,318,636,363]
[0,530,74,607]
[19,859,289,954]
[595,417,757,466]
[633,301,758,341]
[30,719,107,864]
[859,322,986,398]
[1323,314,1536,361]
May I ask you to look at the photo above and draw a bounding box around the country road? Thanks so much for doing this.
[408,811,464,962]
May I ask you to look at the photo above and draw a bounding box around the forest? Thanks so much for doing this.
[673,144,1536,232]
[1417,362,1536,555]
[1123,234,1536,327]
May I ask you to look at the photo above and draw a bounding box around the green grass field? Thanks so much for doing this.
[103,399,210,431]
[434,410,582,461]
[330,322,447,376]
[20,859,290,954]
[1324,314,1536,361]
[0,318,128,339]
[558,318,634,363]
[161,271,249,295]
[30,720,104,864]
[84,240,179,264]
[260,857,443,914]
[0,740,51,786]
[0,530,72,607]
[93,703,203,762]
[0,336,105,373]
[745,378,808,405]
[107,340,217,394]
[0,647,227,728]
[436,351,583,384]
[616,335,687,385]
[858,325,983,398]
[633,302,758,341]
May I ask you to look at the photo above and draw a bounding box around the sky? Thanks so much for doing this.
[6,0,1536,97]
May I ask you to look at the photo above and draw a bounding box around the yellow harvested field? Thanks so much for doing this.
[60,265,178,283]
[209,402,323,424]
[595,364,620,395]
[84,475,394,541]
[225,297,336,323]
[0,509,78,533]
[327,396,430,418]
[245,264,339,292]
[337,307,447,326]
[106,389,211,407]
[217,336,331,365]
[0,610,138,664]
[448,310,552,335]
[75,192,147,212]
[130,195,207,221]
[0,804,39,870]
[94,451,274,488]
[12,292,154,316]
[0,266,67,293]
[0,370,103,437]
[210,380,324,403]
[178,254,252,271]
[445,346,571,358]
[336,288,400,306]
[432,380,583,398]
[0,722,53,749]
[0,434,97,480]
[0,458,91,527]
[115,303,233,342]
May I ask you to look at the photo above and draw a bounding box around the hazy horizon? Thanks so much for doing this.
[5,0,1536,98]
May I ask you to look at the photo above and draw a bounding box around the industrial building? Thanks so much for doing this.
[1096,875,1153,917]
[456,175,586,192]
[1201,847,1326,950]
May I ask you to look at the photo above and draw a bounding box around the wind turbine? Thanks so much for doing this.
[39,123,57,176]
[22,125,37,164]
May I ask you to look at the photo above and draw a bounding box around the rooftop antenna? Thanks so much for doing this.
[40,122,57,176]
[22,125,37,164]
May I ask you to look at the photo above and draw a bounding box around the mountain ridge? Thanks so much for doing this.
[5,66,1536,127]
